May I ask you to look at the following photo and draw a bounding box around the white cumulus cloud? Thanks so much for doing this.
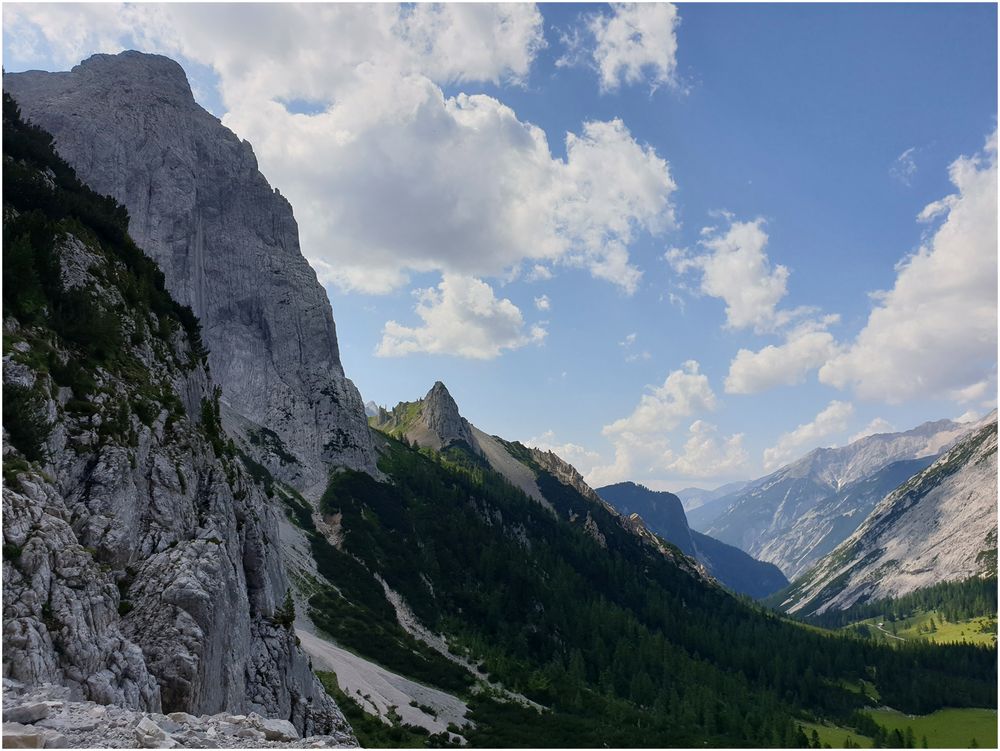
[763,400,854,470]
[589,3,680,92]
[587,361,719,486]
[725,316,841,394]
[5,3,677,298]
[376,275,545,359]
[534,294,551,311]
[663,420,748,478]
[604,360,717,436]
[667,218,795,333]
[819,129,998,403]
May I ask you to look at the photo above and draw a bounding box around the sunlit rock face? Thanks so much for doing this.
[6,51,378,498]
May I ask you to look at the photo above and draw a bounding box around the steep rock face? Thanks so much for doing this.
[756,457,935,580]
[418,382,478,450]
[596,483,787,598]
[529,448,605,506]
[779,421,999,616]
[596,482,696,556]
[4,52,377,496]
[698,417,990,571]
[1,101,350,737]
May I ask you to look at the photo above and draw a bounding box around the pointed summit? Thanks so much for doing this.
[421,381,473,447]
[370,381,477,452]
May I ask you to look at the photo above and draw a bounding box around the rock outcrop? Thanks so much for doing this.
[779,420,999,616]
[2,680,357,749]
[1,96,351,739]
[529,448,606,507]
[4,51,377,497]
[369,381,477,452]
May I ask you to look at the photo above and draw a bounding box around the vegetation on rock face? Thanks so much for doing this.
[2,91,211,478]
[367,398,425,440]
[3,382,51,461]
[2,94,205,358]
[305,435,997,747]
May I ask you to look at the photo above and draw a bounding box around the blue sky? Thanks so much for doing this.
[4,3,997,490]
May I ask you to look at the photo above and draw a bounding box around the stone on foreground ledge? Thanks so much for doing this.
[3,684,356,749]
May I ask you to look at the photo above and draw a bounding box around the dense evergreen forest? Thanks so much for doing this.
[295,433,996,747]
[801,577,997,630]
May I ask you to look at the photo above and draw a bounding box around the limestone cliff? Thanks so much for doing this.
[5,51,377,497]
[1,94,352,740]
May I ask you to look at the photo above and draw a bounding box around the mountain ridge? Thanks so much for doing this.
[695,414,993,575]
[777,420,998,616]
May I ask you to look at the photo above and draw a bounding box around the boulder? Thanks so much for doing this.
[259,718,300,742]
[4,703,49,725]
[2,722,46,749]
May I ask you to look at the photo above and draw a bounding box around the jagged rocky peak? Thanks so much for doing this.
[529,447,603,505]
[421,381,476,448]
[370,381,478,452]
[4,51,377,497]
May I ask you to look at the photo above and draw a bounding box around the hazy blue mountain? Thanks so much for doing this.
[597,482,788,598]
[596,482,696,556]
[675,481,748,511]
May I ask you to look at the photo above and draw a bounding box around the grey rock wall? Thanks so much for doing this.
[5,51,377,497]
[2,228,351,738]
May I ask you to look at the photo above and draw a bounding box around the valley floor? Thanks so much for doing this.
[840,612,997,647]
[799,708,997,749]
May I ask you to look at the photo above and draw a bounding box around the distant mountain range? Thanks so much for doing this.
[776,420,998,616]
[690,415,994,578]
[595,482,787,599]
[674,481,748,511]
